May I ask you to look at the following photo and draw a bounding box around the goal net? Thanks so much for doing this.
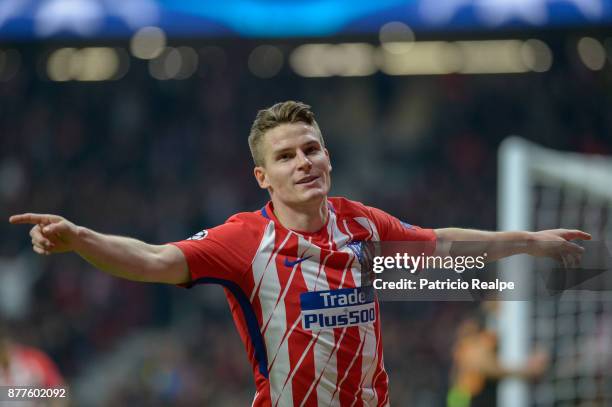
[498,137,612,407]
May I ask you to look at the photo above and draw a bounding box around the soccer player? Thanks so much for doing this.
[9,101,589,406]
[0,320,66,407]
[447,303,548,407]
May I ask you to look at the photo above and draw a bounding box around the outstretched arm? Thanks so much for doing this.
[9,213,189,284]
[434,228,591,262]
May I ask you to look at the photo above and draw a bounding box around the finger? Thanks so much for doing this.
[29,225,39,238]
[560,253,569,269]
[32,235,54,249]
[567,254,579,268]
[32,244,49,256]
[560,230,592,241]
[576,252,583,265]
[560,251,581,268]
[9,213,46,224]
[42,222,65,235]
[562,241,584,255]
[564,251,582,265]
[9,213,60,225]
[30,224,44,239]
[30,225,54,248]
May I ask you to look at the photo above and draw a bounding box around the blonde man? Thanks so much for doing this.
[10,101,589,406]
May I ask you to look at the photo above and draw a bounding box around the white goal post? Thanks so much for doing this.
[498,137,612,407]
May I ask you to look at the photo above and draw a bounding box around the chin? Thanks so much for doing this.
[299,188,328,203]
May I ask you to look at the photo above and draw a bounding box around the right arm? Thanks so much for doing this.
[8,213,190,285]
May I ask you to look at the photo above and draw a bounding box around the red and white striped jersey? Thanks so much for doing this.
[172,197,436,406]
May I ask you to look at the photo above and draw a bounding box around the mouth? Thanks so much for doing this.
[296,175,319,185]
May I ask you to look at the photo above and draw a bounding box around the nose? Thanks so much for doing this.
[296,150,312,170]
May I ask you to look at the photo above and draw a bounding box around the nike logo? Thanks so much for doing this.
[284,256,312,268]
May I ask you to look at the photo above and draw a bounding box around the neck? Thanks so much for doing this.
[271,198,328,233]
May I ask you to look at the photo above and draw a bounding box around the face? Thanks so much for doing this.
[254,123,332,207]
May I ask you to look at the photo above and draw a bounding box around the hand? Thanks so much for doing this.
[9,213,80,255]
[526,229,591,266]
[524,349,549,379]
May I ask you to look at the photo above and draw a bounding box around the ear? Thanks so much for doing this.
[324,148,332,172]
[254,166,270,189]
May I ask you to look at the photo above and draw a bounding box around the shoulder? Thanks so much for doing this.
[329,197,391,224]
[210,209,270,240]
[173,209,273,283]
[227,209,270,227]
[219,209,271,232]
[328,197,371,217]
[225,209,272,238]
[183,210,269,244]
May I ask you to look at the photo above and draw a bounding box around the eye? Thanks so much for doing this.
[306,146,319,154]
[278,153,291,161]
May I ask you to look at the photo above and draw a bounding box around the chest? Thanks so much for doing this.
[249,219,378,331]
[254,238,370,304]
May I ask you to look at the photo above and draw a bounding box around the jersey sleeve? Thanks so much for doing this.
[366,206,437,253]
[169,214,264,286]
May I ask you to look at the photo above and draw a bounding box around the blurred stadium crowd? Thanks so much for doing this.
[0,41,611,405]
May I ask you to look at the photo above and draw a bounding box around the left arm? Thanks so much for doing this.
[434,228,591,262]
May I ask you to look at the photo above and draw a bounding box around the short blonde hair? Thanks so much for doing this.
[248,101,324,166]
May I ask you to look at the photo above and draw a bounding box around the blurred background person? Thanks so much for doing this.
[447,303,548,407]
[0,319,66,407]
